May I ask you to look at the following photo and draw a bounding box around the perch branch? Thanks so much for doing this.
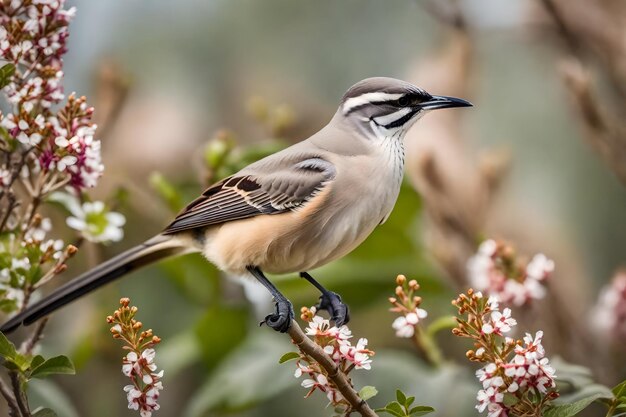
[287,320,378,417]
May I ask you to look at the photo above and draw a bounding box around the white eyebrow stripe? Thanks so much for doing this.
[372,107,412,126]
[342,92,403,114]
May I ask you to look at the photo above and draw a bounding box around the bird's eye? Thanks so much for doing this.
[398,96,410,106]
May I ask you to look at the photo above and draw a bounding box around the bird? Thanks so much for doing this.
[1,77,471,334]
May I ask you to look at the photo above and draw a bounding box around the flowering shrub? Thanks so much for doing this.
[0,0,125,318]
[453,290,558,416]
[108,298,164,417]
[467,239,554,307]
[0,1,126,416]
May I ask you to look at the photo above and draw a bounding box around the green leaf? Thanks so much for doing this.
[396,389,407,406]
[405,396,415,407]
[358,386,378,401]
[376,403,405,417]
[0,298,18,313]
[278,351,300,364]
[30,356,75,379]
[0,331,17,360]
[30,355,45,370]
[613,380,626,398]
[544,392,608,417]
[0,64,15,89]
[32,408,57,417]
[408,405,435,416]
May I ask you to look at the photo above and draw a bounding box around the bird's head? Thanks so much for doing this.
[339,77,472,140]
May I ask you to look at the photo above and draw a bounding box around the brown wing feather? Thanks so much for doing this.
[162,157,336,235]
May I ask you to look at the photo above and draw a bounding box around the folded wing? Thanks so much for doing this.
[162,156,336,234]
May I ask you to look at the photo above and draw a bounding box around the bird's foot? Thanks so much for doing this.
[261,299,294,333]
[316,291,350,327]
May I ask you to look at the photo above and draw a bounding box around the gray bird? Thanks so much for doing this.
[1,77,471,334]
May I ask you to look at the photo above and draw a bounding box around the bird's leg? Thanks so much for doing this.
[247,266,293,333]
[300,272,350,326]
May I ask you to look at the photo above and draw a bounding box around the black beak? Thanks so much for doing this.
[420,95,473,110]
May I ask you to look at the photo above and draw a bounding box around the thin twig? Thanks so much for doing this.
[287,320,378,417]
[0,377,21,417]
[20,316,49,355]
[9,372,29,417]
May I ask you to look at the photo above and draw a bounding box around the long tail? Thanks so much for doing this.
[1,234,189,334]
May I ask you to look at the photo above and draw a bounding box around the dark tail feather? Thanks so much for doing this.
[1,235,187,334]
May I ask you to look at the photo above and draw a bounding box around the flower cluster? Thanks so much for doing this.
[591,270,626,341]
[389,275,428,338]
[0,0,74,109]
[0,214,76,312]
[453,290,558,416]
[48,192,125,243]
[107,298,164,417]
[0,0,104,193]
[467,239,554,307]
[292,307,374,408]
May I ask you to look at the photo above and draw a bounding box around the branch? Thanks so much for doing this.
[0,377,21,417]
[20,317,49,355]
[286,320,379,417]
[9,372,29,417]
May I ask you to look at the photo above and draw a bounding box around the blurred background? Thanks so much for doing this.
[9,0,626,416]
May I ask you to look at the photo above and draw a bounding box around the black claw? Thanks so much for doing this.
[316,291,350,327]
[299,271,350,327]
[261,299,294,333]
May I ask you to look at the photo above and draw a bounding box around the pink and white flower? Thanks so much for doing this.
[391,308,427,338]
[467,239,554,307]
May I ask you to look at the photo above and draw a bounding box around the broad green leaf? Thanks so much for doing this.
[377,402,405,417]
[30,355,45,371]
[278,351,300,364]
[408,405,435,416]
[30,355,75,379]
[544,392,609,417]
[358,386,378,401]
[32,408,57,417]
[0,64,15,89]
[406,396,415,407]
[555,383,613,405]
[396,389,407,406]
[0,331,17,359]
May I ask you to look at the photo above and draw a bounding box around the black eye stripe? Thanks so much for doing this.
[382,108,420,129]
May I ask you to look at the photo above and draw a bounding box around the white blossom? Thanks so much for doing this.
[391,308,427,338]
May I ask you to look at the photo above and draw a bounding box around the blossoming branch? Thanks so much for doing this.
[453,289,558,416]
[0,0,126,313]
[108,298,164,417]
